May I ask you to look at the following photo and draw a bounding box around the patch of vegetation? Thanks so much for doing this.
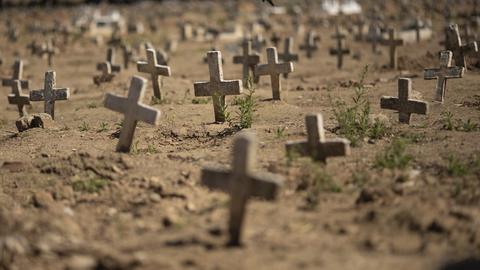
[151,96,170,105]
[97,122,108,133]
[72,178,108,193]
[398,131,427,143]
[374,138,412,170]
[87,102,97,109]
[234,77,256,129]
[146,144,158,154]
[444,154,480,177]
[329,65,389,146]
[191,97,209,104]
[440,111,479,132]
[275,126,287,139]
[131,140,140,154]
[78,121,90,132]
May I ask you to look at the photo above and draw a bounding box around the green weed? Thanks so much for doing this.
[72,178,108,193]
[375,138,412,170]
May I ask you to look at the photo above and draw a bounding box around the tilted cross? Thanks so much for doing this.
[380,78,428,124]
[137,49,171,100]
[8,80,30,117]
[2,60,29,92]
[424,50,464,103]
[286,114,350,163]
[380,28,404,69]
[201,132,283,246]
[279,37,299,79]
[445,24,478,69]
[104,76,161,153]
[255,47,294,100]
[300,31,318,58]
[329,28,350,69]
[93,62,115,85]
[194,51,243,123]
[30,71,70,120]
[233,40,260,84]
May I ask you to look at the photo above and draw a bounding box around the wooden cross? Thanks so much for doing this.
[424,50,464,103]
[380,28,404,69]
[270,32,281,47]
[300,31,318,58]
[194,51,242,123]
[8,80,30,117]
[380,78,428,124]
[104,76,161,153]
[137,49,171,100]
[329,28,350,69]
[255,47,294,100]
[445,24,478,69]
[201,132,283,246]
[233,40,260,84]
[30,71,70,120]
[2,60,29,92]
[286,114,350,163]
[121,44,133,69]
[93,62,115,85]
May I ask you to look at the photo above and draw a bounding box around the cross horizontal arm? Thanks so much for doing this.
[53,88,70,100]
[194,82,211,96]
[104,93,128,113]
[380,97,428,114]
[8,95,30,105]
[136,104,161,125]
[2,79,29,89]
[424,67,464,79]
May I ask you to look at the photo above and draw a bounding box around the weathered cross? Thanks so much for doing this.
[445,24,478,69]
[286,114,350,163]
[137,49,171,100]
[100,47,121,73]
[121,44,133,69]
[255,47,294,100]
[329,28,350,69]
[30,71,70,120]
[2,60,29,92]
[194,51,243,123]
[424,50,464,103]
[380,28,404,69]
[104,76,161,153]
[233,40,260,85]
[201,132,283,246]
[279,37,299,79]
[8,80,30,117]
[300,31,318,58]
[93,62,115,85]
[380,78,428,124]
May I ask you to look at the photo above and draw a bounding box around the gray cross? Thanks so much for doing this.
[41,40,57,67]
[98,47,121,73]
[194,51,243,123]
[233,40,260,84]
[424,50,464,103]
[30,71,70,120]
[2,60,29,92]
[380,28,404,69]
[255,47,294,100]
[300,31,318,58]
[329,27,350,69]
[279,37,299,79]
[104,76,161,153]
[8,80,30,117]
[445,24,478,69]
[137,49,171,100]
[286,114,350,163]
[381,78,428,124]
[201,132,283,246]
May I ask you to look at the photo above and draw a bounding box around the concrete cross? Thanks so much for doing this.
[380,28,404,69]
[255,47,294,100]
[201,132,283,246]
[329,28,350,69]
[380,78,428,124]
[279,37,299,79]
[137,49,171,100]
[270,32,281,47]
[104,76,161,153]
[300,31,318,58]
[2,60,29,92]
[99,47,121,73]
[93,62,115,85]
[121,44,133,69]
[41,40,58,67]
[233,40,260,84]
[424,50,464,103]
[286,114,350,163]
[445,24,478,69]
[194,51,242,123]
[8,80,30,117]
[30,71,70,120]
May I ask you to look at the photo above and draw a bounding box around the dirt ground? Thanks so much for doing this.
[0,1,479,269]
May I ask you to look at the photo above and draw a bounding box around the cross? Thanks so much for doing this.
[41,40,57,67]
[353,17,366,41]
[286,114,350,163]
[121,44,133,69]
[201,132,283,246]
[370,24,382,54]
[98,47,121,73]
[255,47,294,100]
[412,18,422,43]
[380,78,429,124]
[329,28,350,70]
[137,49,171,100]
[300,31,318,58]
[194,51,243,123]
[445,24,478,69]
[93,62,115,85]
[2,60,29,92]
[8,80,30,117]
[104,76,161,153]
[29,71,70,120]
[233,40,260,85]
[380,28,404,69]
[279,37,298,79]
[270,32,281,47]
[424,50,464,103]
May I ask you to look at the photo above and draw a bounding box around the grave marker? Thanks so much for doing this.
[98,47,121,73]
[255,47,294,100]
[380,28,404,69]
[381,78,428,124]
[8,80,30,117]
[233,40,261,84]
[93,62,115,85]
[329,27,350,69]
[424,50,464,103]
[121,44,133,69]
[445,24,478,69]
[104,76,161,153]
[201,132,283,246]
[2,60,29,92]
[279,37,299,79]
[137,49,171,100]
[300,31,318,58]
[30,71,70,120]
